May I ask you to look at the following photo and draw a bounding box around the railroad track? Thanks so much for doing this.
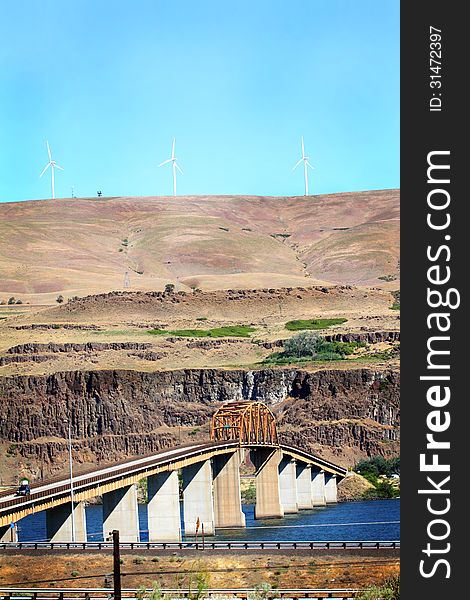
[0,587,364,599]
[0,540,399,551]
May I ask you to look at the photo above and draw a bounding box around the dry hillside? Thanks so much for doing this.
[0,190,399,303]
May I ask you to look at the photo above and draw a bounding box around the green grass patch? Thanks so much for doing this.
[285,318,347,331]
[148,325,256,338]
[390,302,400,310]
[91,329,151,337]
[355,346,399,362]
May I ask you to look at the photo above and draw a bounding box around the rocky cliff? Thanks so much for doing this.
[0,367,399,481]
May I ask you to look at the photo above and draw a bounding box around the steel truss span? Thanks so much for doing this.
[211,401,278,445]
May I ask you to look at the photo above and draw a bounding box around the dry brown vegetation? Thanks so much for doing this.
[0,190,399,304]
[0,286,399,376]
[0,550,400,590]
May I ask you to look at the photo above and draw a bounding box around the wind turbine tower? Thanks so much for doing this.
[39,141,64,199]
[292,136,314,196]
[159,138,183,196]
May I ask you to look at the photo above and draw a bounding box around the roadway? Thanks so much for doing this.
[0,442,347,527]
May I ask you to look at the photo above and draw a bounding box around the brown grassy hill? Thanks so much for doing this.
[0,189,399,303]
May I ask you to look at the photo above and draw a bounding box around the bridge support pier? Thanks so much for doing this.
[311,469,327,506]
[325,473,338,503]
[213,450,246,528]
[183,460,215,536]
[102,484,140,542]
[279,458,299,513]
[251,448,284,519]
[46,502,87,542]
[0,524,17,543]
[147,471,181,542]
[296,463,313,509]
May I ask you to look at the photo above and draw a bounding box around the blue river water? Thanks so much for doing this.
[16,499,399,542]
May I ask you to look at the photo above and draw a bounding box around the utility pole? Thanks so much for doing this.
[112,530,122,600]
[64,418,76,542]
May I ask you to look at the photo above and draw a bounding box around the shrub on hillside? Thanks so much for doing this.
[355,456,400,477]
[275,331,366,363]
[284,331,321,358]
[285,317,347,331]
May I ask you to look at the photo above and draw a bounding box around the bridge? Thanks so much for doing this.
[0,402,346,544]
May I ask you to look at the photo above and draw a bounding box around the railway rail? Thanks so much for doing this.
[0,587,364,599]
[0,540,399,551]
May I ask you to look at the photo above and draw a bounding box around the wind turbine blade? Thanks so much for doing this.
[172,138,176,159]
[301,136,305,157]
[159,158,172,167]
[175,163,183,175]
[292,158,303,171]
[39,163,51,177]
[55,164,65,171]
[306,161,315,170]
[46,141,52,161]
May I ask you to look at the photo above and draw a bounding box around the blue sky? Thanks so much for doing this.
[0,0,399,202]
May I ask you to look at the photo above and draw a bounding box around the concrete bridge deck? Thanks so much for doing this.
[0,441,346,530]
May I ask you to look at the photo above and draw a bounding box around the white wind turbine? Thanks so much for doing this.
[292,136,314,196]
[39,141,64,199]
[159,138,183,196]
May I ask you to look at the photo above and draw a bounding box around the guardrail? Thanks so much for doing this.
[0,587,364,599]
[0,540,400,551]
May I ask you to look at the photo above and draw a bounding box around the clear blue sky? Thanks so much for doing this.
[0,0,399,202]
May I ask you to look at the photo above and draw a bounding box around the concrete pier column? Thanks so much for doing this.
[0,524,17,543]
[250,448,284,519]
[102,484,140,542]
[296,462,313,509]
[279,457,299,513]
[46,502,87,542]
[325,473,338,503]
[311,468,327,506]
[147,471,182,542]
[182,460,215,536]
[213,450,246,528]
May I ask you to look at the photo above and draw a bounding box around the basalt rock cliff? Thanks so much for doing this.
[0,367,399,481]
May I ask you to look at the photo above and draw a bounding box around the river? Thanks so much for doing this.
[15,499,399,542]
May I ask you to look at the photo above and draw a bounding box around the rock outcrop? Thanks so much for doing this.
[0,367,399,479]
[6,342,153,354]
